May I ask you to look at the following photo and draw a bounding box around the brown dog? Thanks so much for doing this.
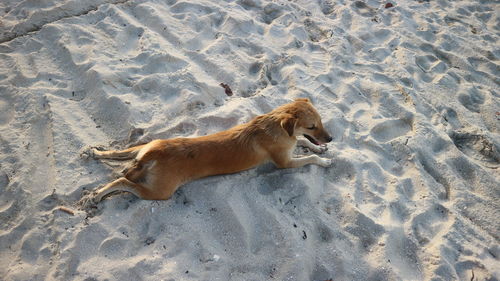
[87,98,332,201]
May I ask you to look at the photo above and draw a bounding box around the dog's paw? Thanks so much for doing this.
[76,190,99,210]
[80,146,105,160]
[319,157,332,167]
[79,146,96,159]
[314,144,328,154]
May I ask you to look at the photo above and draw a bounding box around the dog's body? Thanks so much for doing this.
[89,99,332,201]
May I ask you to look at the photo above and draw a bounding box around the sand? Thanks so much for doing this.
[0,0,499,280]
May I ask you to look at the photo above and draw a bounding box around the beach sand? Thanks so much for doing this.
[0,0,499,280]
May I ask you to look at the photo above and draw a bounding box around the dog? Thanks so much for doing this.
[86,98,333,201]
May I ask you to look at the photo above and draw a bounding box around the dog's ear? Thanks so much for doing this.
[294,98,310,103]
[280,115,296,137]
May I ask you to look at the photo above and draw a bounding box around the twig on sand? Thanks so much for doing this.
[55,206,75,215]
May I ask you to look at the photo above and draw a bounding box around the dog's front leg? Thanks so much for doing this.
[296,139,327,153]
[290,155,332,167]
[273,153,332,168]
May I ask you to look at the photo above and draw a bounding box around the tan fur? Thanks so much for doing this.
[89,99,333,201]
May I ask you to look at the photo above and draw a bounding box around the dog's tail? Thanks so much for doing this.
[123,159,150,182]
[92,144,146,161]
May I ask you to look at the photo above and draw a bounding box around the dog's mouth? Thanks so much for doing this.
[303,134,320,145]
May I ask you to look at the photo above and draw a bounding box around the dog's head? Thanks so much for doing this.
[280,98,333,145]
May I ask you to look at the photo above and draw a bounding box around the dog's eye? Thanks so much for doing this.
[307,125,316,130]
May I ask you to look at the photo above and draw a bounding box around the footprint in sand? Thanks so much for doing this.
[352,1,376,17]
[19,229,45,264]
[318,0,335,15]
[0,97,14,126]
[370,118,413,142]
[0,199,19,230]
[450,130,499,168]
[326,157,356,183]
[415,55,447,74]
[249,61,263,76]
[410,203,453,246]
[385,228,423,280]
[170,1,213,15]
[304,18,331,42]
[262,3,283,24]
[344,211,385,249]
[99,236,130,259]
[116,25,144,53]
[0,172,8,189]
[417,151,451,200]
[441,107,462,129]
[457,87,485,113]
[316,222,334,243]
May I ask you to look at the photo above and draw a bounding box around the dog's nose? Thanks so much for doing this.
[326,135,333,143]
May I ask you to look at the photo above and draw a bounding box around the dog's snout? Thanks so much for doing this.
[326,135,333,143]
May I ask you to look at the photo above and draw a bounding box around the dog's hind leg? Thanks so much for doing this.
[95,177,160,201]
[91,145,146,161]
